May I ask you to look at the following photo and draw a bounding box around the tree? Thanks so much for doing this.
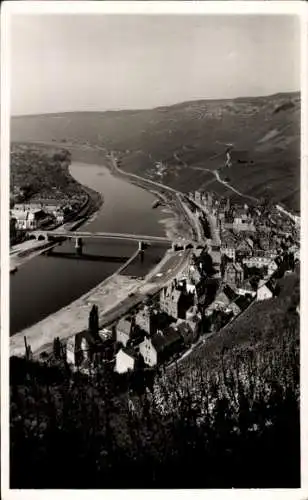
[53,337,62,359]
[89,305,99,337]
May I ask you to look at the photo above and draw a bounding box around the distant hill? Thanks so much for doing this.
[11,92,300,212]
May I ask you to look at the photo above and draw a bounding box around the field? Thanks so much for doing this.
[11,92,300,212]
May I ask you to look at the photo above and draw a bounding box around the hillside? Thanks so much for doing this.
[10,143,85,202]
[10,270,300,488]
[11,92,300,212]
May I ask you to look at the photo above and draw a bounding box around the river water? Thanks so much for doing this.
[10,162,170,335]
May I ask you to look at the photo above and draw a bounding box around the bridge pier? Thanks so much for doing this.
[75,237,84,256]
[138,241,145,263]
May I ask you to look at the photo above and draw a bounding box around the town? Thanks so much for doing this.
[33,187,299,376]
[7,10,301,491]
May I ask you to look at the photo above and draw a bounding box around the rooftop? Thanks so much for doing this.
[121,346,138,360]
[116,317,132,336]
[152,326,182,352]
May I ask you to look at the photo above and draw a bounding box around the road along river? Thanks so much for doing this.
[10,161,176,335]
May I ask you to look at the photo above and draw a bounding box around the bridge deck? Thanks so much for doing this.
[36,230,172,243]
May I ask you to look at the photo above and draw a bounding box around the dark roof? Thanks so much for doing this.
[223,284,238,302]
[130,326,146,345]
[221,232,237,245]
[174,321,193,341]
[263,279,277,294]
[121,346,138,360]
[152,327,182,353]
[74,331,103,352]
[234,295,251,311]
[236,238,252,250]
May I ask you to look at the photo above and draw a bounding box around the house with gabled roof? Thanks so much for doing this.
[11,207,51,230]
[172,320,194,346]
[139,336,158,367]
[139,324,184,366]
[134,305,157,337]
[223,261,244,287]
[115,317,133,347]
[152,326,183,361]
[235,238,253,259]
[160,282,182,319]
[66,330,104,368]
[221,231,237,261]
[115,347,138,373]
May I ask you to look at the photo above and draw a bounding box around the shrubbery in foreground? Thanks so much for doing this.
[10,308,299,489]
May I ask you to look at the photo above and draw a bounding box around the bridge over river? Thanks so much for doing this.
[32,230,173,245]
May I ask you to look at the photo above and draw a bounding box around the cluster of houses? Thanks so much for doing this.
[62,189,300,376]
[10,199,77,231]
[65,252,205,374]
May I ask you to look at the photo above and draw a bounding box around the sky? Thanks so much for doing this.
[10,14,300,116]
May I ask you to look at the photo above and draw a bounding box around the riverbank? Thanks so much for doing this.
[10,144,105,270]
[10,188,104,272]
[10,143,193,349]
[14,140,192,243]
[10,246,191,358]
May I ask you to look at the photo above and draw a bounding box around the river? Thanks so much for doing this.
[10,161,172,335]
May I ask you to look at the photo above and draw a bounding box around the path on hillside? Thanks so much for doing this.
[172,149,259,202]
[191,166,259,202]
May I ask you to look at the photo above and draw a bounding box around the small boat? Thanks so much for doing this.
[152,200,160,209]
[10,266,18,274]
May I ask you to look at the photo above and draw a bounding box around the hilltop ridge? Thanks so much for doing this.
[11,91,300,212]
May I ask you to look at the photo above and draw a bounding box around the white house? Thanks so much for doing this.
[54,209,65,225]
[139,336,158,367]
[115,347,137,373]
[186,282,197,296]
[11,208,49,230]
[66,336,77,366]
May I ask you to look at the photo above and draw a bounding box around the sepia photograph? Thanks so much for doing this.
[2,1,305,494]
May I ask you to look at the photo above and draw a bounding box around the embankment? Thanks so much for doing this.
[10,246,141,357]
